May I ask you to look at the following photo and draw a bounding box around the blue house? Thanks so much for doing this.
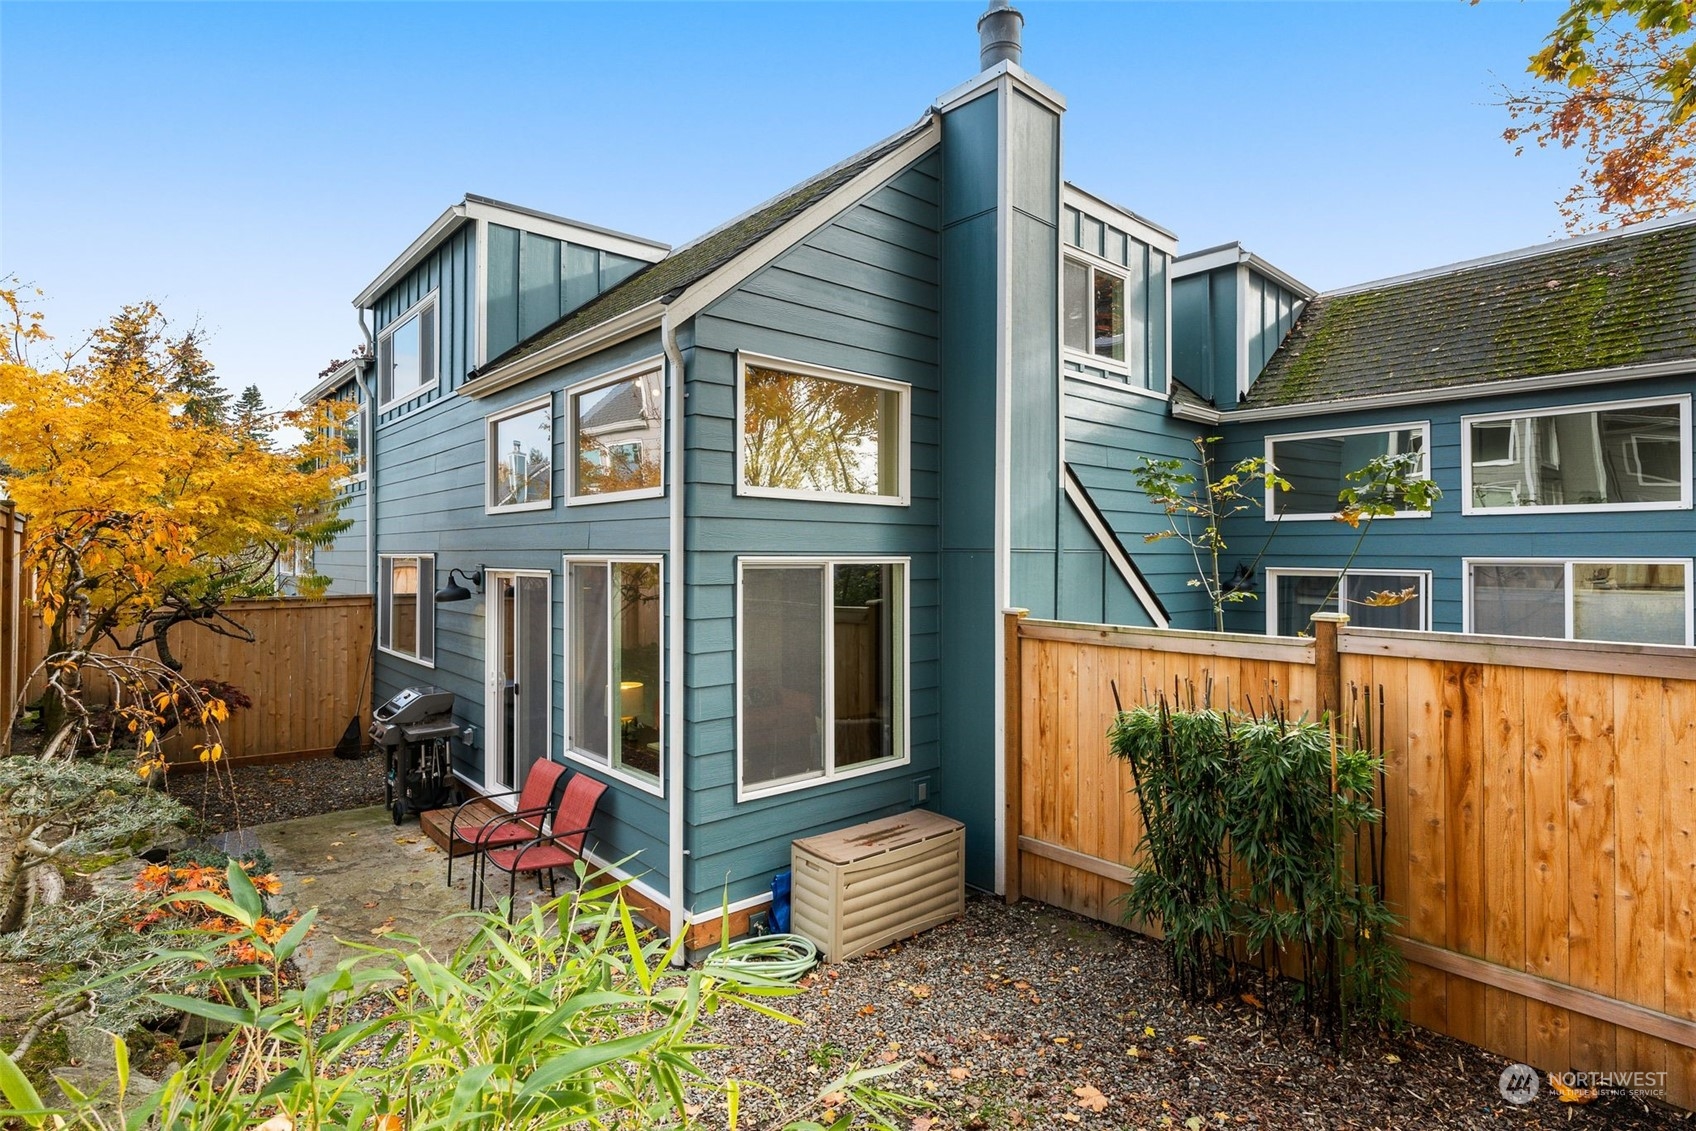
[1174,219,1695,644]
[307,4,1695,941]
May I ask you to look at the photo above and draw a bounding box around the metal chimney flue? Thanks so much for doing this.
[977,0,1024,70]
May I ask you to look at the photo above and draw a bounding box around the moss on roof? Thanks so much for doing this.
[1249,219,1696,408]
[472,116,935,380]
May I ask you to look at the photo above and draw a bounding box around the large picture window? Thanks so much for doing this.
[1266,424,1430,519]
[1462,396,1691,513]
[1267,569,1429,637]
[487,396,553,512]
[377,294,438,409]
[737,559,907,798]
[1467,559,1692,646]
[737,355,909,505]
[378,554,435,665]
[570,363,663,503]
[565,558,662,789]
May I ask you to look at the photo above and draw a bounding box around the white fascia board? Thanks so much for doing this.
[463,299,667,398]
[1169,241,1315,298]
[932,59,1066,116]
[463,197,669,263]
[353,204,470,309]
[1061,183,1177,255]
[300,356,369,405]
[1229,357,1696,423]
[1171,397,1222,425]
[1062,474,1169,629]
[663,119,943,325]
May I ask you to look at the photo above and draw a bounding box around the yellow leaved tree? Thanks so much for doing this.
[0,286,352,725]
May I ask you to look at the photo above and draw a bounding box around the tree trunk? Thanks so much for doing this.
[0,843,38,936]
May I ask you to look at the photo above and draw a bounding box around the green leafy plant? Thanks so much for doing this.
[1109,688,1405,1041]
[0,861,927,1130]
[1133,437,1289,632]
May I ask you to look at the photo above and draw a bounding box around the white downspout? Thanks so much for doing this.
[661,308,687,960]
[354,308,377,596]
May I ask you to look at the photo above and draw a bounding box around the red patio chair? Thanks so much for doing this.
[445,758,569,897]
[476,772,608,912]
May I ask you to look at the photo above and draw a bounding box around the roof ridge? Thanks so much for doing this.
[1320,210,1696,299]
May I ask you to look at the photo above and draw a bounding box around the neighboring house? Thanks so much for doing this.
[307,4,1695,941]
[1180,218,1696,646]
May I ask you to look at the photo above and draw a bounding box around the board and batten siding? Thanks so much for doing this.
[367,310,673,894]
[372,225,477,421]
[1212,373,1696,637]
[1063,377,1213,626]
[680,151,944,912]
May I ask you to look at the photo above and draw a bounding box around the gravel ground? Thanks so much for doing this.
[697,895,1690,1131]
[165,752,386,833]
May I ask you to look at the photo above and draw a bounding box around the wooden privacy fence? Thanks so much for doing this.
[11,596,374,766]
[1005,610,1696,1110]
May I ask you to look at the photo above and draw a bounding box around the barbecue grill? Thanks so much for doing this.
[370,686,457,824]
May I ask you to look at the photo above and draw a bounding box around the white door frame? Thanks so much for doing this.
[484,568,552,803]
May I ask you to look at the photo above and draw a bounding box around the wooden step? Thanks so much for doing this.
[420,799,507,857]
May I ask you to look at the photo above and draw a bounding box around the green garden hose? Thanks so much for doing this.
[701,933,819,984]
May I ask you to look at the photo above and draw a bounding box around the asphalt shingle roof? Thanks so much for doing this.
[470,115,935,381]
[1247,217,1696,409]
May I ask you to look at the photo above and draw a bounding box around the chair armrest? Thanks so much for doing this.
[448,789,521,839]
[471,807,550,847]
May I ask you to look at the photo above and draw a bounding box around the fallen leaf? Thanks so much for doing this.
[1073,1084,1109,1112]
[858,1004,877,1017]
[1186,1118,1205,1131]
[820,1092,846,1106]
[1013,980,1030,990]
[330,841,343,847]
[324,855,336,862]
[1127,1047,1141,1058]
[1183,1034,1208,1048]
[370,917,398,937]
[948,1067,971,1081]
[373,1116,402,1131]
[1548,1074,1597,1105]
[879,1047,899,1064]
[1381,1053,1401,1064]
[299,877,317,885]
[912,1119,937,1131]
[1144,1026,1156,1038]
[1061,1114,1081,1124]
[910,984,933,999]
[917,1051,939,1066]
[363,901,379,909]
[1239,993,1263,1009]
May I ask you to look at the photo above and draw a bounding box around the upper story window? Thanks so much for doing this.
[570,362,663,504]
[1461,395,1691,514]
[487,395,553,513]
[378,554,435,666]
[737,353,910,506]
[1266,423,1430,519]
[737,558,908,799]
[378,293,439,409]
[1467,558,1692,646]
[340,408,365,483]
[1062,203,1169,394]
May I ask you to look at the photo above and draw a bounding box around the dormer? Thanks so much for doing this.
[1170,242,1314,411]
[352,195,668,416]
[1061,184,1177,398]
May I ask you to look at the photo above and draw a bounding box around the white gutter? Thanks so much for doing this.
[1205,357,1696,425]
[464,300,667,399]
[661,307,687,961]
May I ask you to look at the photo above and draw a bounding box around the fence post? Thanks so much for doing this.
[1003,608,1029,905]
[1310,612,1349,722]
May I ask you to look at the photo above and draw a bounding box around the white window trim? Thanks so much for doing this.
[562,555,666,798]
[1264,420,1433,522]
[1062,366,1171,403]
[378,553,435,668]
[1062,253,1136,381]
[1460,394,1692,516]
[734,555,912,803]
[567,357,666,507]
[485,393,556,514]
[376,290,441,413]
[734,352,912,507]
[1265,567,1432,637]
[1462,557,1694,646]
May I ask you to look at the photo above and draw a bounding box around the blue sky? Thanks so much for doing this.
[1,1,1579,411]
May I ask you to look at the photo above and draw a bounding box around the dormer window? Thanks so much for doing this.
[378,293,439,409]
[1060,198,1171,395]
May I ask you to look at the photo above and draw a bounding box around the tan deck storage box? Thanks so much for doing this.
[790,810,965,961]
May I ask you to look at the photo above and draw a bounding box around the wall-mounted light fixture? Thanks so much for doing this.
[435,566,486,603]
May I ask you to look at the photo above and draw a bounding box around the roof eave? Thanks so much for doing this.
[300,356,370,405]
[1239,357,1696,422]
[462,299,668,398]
[353,204,471,309]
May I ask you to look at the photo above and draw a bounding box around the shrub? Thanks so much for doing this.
[0,863,926,1130]
[1110,693,1405,1038]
